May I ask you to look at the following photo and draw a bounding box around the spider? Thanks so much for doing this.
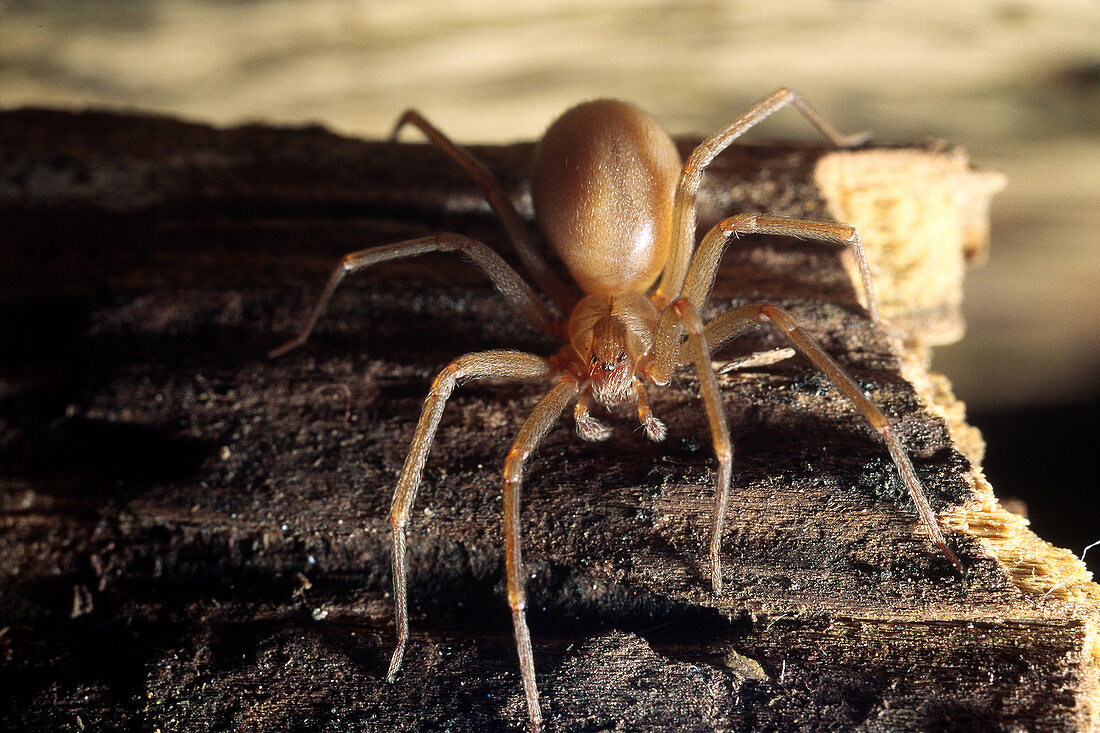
[270,88,962,732]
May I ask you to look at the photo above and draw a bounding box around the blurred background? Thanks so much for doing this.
[3,0,1097,571]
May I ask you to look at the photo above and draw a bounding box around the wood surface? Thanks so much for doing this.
[0,109,1095,732]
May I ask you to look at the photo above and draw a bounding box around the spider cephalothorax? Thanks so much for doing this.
[569,292,657,408]
[272,89,962,733]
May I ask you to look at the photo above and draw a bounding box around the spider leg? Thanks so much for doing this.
[666,299,734,593]
[392,109,578,312]
[656,87,866,303]
[503,374,582,733]
[384,350,554,683]
[269,233,560,358]
[648,211,883,383]
[680,214,882,324]
[698,302,963,572]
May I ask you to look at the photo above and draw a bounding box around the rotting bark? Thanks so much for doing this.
[0,109,1094,733]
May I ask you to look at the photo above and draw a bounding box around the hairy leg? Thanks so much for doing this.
[392,110,577,311]
[649,212,884,384]
[668,299,734,593]
[503,375,582,732]
[384,350,554,682]
[680,213,882,323]
[698,302,962,571]
[655,87,866,303]
[269,233,560,358]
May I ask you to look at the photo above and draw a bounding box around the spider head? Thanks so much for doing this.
[586,318,637,405]
[569,293,658,407]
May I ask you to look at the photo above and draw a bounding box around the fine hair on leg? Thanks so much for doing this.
[392,109,577,311]
[269,234,560,359]
[699,301,962,572]
[502,375,582,731]
[656,87,868,303]
[385,351,554,682]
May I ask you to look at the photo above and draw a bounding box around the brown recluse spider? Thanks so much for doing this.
[270,87,963,732]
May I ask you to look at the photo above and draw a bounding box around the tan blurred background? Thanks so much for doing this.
[3,0,1097,557]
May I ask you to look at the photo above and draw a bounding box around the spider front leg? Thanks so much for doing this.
[385,350,554,682]
[269,233,560,359]
[701,302,963,572]
[648,299,734,593]
[502,375,582,733]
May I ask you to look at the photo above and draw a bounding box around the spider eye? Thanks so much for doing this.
[590,355,599,365]
[617,352,627,363]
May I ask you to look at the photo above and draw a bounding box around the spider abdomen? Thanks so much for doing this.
[530,100,681,295]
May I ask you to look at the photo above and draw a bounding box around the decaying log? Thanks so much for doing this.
[0,109,1094,732]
